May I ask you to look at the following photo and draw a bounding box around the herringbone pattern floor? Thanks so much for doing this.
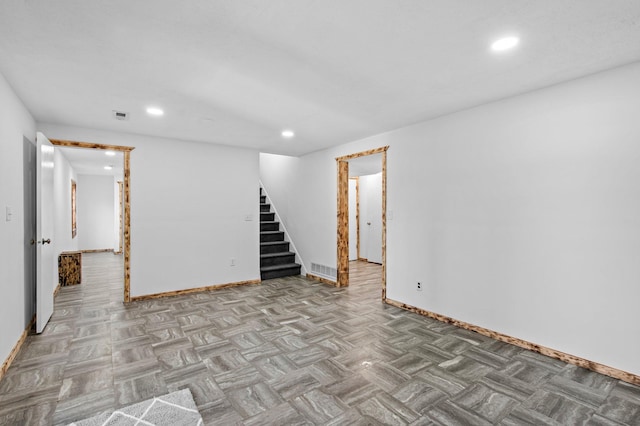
[0,253,639,425]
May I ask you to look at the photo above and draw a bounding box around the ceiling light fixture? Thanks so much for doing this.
[146,107,164,116]
[491,36,519,52]
[104,165,113,170]
[105,150,116,157]
[281,129,295,138]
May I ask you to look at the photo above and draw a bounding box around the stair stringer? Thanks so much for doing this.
[259,180,308,276]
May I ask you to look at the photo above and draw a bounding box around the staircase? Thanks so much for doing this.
[260,188,302,280]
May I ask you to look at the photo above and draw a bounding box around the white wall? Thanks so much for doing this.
[0,72,36,365]
[258,153,300,233]
[348,179,357,260]
[53,149,79,255]
[359,173,382,263]
[77,174,115,251]
[113,177,121,252]
[37,123,260,297]
[260,61,640,376]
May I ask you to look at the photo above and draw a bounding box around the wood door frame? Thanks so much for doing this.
[336,146,388,300]
[50,139,134,303]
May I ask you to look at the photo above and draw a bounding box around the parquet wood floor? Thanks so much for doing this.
[0,254,638,425]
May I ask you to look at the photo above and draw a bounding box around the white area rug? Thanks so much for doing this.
[68,388,203,426]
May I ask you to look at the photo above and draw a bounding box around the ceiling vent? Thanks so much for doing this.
[112,110,129,121]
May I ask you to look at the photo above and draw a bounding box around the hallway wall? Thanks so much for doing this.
[53,149,79,255]
[77,174,115,251]
[348,179,357,261]
[0,72,36,365]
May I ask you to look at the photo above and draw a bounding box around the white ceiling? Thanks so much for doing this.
[349,153,382,178]
[58,147,124,178]
[1,1,640,156]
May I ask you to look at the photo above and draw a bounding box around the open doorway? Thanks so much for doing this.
[336,146,388,300]
[50,139,133,302]
[349,155,383,264]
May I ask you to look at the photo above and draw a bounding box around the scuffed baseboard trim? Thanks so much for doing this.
[306,273,338,287]
[384,298,640,386]
[130,279,261,302]
[0,315,36,383]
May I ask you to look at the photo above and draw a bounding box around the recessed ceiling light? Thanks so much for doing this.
[105,150,116,157]
[146,107,164,116]
[281,130,295,138]
[491,36,519,52]
[104,165,113,170]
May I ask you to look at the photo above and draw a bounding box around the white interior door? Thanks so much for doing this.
[363,173,383,264]
[36,132,55,333]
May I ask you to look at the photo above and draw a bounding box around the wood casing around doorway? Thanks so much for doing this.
[50,139,134,302]
[336,146,388,296]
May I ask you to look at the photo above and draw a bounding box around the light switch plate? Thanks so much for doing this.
[5,206,12,222]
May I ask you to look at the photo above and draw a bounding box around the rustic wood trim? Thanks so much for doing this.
[306,273,338,287]
[336,146,388,295]
[336,160,349,287]
[49,138,133,303]
[50,139,134,152]
[385,298,640,386]
[335,146,389,162]
[80,249,113,253]
[0,315,36,383]
[130,279,261,302]
[358,257,368,262]
[71,179,77,238]
[123,151,131,303]
[123,151,131,302]
[381,150,387,301]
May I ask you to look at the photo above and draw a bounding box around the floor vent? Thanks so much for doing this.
[310,262,337,280]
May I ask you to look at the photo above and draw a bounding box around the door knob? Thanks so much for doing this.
[40,238,51,245]
[30,239,36,245]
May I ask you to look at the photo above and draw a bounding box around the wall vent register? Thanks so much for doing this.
[112,110,129,121]
[311,262,337,280]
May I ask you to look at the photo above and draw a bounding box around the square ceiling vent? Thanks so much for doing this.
[112,110,129,121]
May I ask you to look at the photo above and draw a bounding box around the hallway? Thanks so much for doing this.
[0,255,638,425]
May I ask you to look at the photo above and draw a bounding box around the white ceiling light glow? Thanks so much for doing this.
[105,150,116,156]
[104,165,113,170]
[281,130,295,138]
[146,107,164,116]
[491,36,520,52]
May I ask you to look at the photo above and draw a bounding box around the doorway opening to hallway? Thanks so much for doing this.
[336,146,388,300]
